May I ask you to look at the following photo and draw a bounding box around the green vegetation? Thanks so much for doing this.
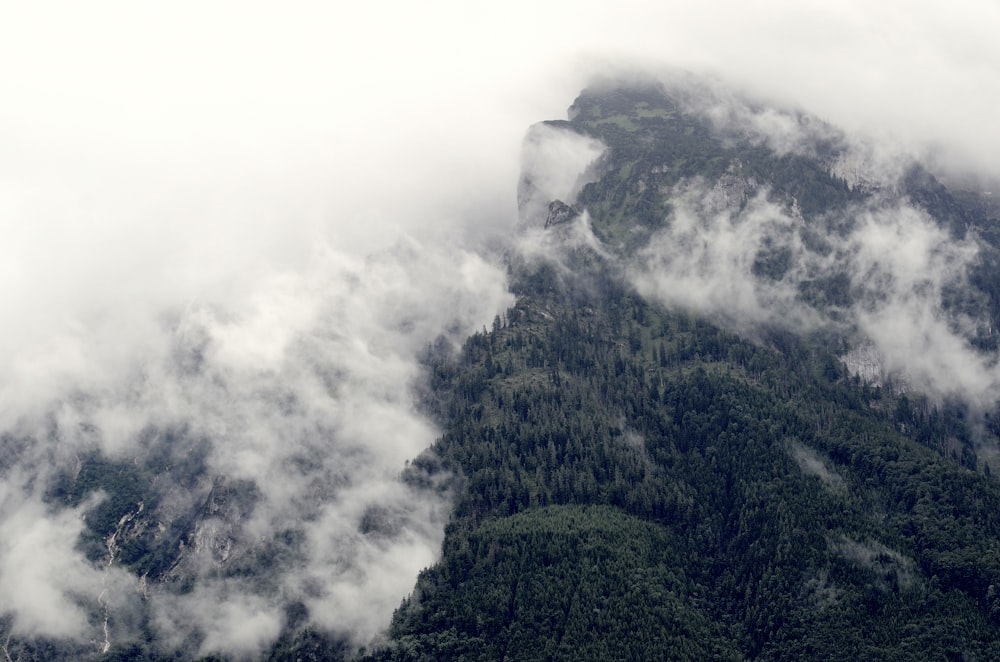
[352,85,1000,660]
[372,505,740,661]
[357,259,1000,660]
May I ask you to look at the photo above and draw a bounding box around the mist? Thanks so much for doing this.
[628,175,997,406]
[3,0,1000,657]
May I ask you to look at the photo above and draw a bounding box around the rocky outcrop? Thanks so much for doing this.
[841,343,885,384]
[544,200,582,228]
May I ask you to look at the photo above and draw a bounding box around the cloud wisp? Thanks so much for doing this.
[0,236,511,657]
[628,171,998,408]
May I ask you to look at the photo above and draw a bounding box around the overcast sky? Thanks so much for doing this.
[3,0,1000,655]
[4,1,1000,329]
[3,0,999,275]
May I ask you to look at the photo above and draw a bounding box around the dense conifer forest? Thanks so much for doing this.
[354,84,1000,661]
[358,264,1000,660]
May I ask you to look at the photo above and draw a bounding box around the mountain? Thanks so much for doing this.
[7,77,1000,661]
[357,82,1000,660]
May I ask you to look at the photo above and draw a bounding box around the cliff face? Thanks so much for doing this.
[841,343,886,384]
[516,122,605,230]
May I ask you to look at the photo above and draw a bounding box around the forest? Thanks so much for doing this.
[356,259,1000,660]
[353,84,1000,661]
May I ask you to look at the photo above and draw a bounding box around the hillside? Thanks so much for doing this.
[358,83,1000,660]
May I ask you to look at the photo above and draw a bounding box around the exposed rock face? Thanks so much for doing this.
[516,122,605,229]
[841,343,909,393]
[841,343,885,384]
[701,161,759,215]
[544,200,582,228]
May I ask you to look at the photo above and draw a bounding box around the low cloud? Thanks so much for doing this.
[0,482,138,643]
[513,77,1000,411]
[666,74,917,190]
[830,535,918,591]
[518,123,606,229]
[625,143,997,407]
[154,582,283,660]
[631,181,817,334]
[0,236,511,654]
[788,440,846,493]
[847,206,996,406]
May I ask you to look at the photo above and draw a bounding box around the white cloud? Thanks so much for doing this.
[630,173,999,407]
[0,483,136,642]
[631,183,819,333]
[153,582,283,660]
[518,123,606,227]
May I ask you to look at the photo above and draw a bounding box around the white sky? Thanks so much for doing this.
[3,1,999,245]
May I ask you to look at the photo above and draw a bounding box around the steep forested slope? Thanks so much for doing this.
[357,83,1000,661]
[360,264,1000,660]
